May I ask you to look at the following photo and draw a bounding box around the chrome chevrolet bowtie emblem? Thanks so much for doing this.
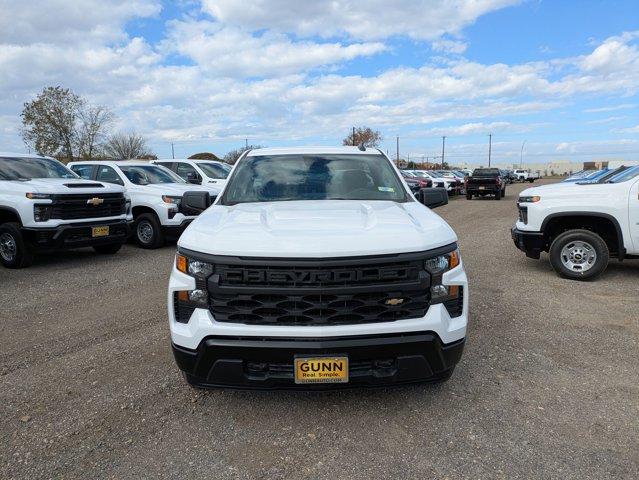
[87,197,104,206]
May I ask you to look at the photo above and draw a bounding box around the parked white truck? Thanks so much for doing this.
[0,154,131,268]
[168,146,468,389]
[152,159,232,190]
[512,165,639,280]
[69,160,219,249]
[514,169,541,182]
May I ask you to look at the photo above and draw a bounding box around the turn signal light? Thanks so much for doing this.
[176,254,187,273]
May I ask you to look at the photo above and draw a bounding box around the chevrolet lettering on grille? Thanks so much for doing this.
[86,197,104,206]
[221,267,413,285]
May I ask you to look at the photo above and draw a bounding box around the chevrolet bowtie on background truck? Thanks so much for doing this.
[512,165,639,280]
[168,146,468,389]
[0,153,131,268]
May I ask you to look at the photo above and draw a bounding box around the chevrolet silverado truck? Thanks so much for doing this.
[69,160,218,249]
[465,168,506,200]
[512,165,639,280]
[168,146,468,389]
[0,153,131,268]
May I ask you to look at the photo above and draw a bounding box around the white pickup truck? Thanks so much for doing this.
[0,153,131,268]
[512,165,639,280]
[69,160,219,248]
[152,159,232,190]
[168,146,468,389]
[514,169,541,182]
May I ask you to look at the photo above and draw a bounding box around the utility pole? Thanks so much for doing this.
[441,136,446,165]
[245,138,248,149]
[352,127,356,146]
[520,140,526,168]
[171,142,175,159]
[396,136,399,164]
[488,134,492,167]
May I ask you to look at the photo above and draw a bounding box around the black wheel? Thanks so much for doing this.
[495,189,502,200]
[0,223,33,269]
[93,243,123,255]
[502,186,506,197]
[549,229,609,281]
[134,213,165,249]
[466,192,472,200]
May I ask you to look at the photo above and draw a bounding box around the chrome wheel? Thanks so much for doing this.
[560,240,597,273]
[0,232,17,262]
[137,221,154,244]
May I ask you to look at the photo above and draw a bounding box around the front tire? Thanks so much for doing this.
[0,223,33,269]
[549,229,609,280]
[134,213,165,249]
[93,243,123,255]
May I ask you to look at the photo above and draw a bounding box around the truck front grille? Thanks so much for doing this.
[204,250,449,326]
[49,193,126,220]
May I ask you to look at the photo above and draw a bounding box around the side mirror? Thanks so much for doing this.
[417,187,448,209]
[182,191,215,215]
[186,172,201,184]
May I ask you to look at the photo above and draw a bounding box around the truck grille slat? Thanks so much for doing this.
[47,193,126,220]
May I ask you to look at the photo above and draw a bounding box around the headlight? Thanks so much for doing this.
[175,254,213,311]
[519,195,540,203]
[162,195,182,206]
[425,249,461,304]
[33,205,52,222]
[26,193,53,199]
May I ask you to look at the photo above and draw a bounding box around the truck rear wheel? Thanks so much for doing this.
[495,189,502,200]
[549,229,609,280]
[466,192,472,200]
[134,213,165,249]
[0,223,33,269]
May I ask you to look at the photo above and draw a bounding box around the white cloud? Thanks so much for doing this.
[163,21,386,77]
[617,125,639,134]
[431,39,468,54]
[0,0,160,45]
[585,103,636,113]
[201,0,521,41]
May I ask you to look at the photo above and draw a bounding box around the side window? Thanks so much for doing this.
[96,166,124,186]
[176,163,200,182]
[155,162,175,172]
[71,165,93,180]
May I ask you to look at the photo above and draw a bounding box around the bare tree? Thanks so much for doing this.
[223,145,262,165]
[104,132,152,159]
[342,127,382,148]
[77,105,114,159]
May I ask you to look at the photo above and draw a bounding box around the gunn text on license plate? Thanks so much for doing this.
[92,226,109,237]
[294,356,348,384]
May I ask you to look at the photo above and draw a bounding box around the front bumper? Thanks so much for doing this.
[162,218,193,239]
[21,219,131,252]
[173,333,465,390]
[511,227,546,259]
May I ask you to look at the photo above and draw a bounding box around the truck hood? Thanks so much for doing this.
[12,177,124,194]
[520,181,618,200]
[178,200,457,258]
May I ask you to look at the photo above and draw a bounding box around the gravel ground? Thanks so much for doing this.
[1,179,638,479]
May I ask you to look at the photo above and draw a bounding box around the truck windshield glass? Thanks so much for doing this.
[220,154,409,205]
[120,165,185,185]
[472,169,500,177]
[198,162,231,179]
[606,165,639,184]
[0,156,77,180]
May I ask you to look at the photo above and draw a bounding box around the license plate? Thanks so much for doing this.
[92,226,109,237]
[478,186,485,190]
[294,356,348,384]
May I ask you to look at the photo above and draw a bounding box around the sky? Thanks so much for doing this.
[1,0,638,165]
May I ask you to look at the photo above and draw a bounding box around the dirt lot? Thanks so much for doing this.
[1,179,638,479]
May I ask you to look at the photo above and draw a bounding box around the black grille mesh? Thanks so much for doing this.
[49,193,125,220]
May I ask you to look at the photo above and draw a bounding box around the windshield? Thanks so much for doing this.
[606,165,639,184]
[198,162,231,179]
[220,154,409,205]
[120,165,185,185]
[0,156,77,180]
[472,168,500,176]
[412,171,430,178]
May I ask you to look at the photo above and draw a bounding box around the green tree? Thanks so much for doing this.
[21,86,113,161]
[189,152,221,161]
